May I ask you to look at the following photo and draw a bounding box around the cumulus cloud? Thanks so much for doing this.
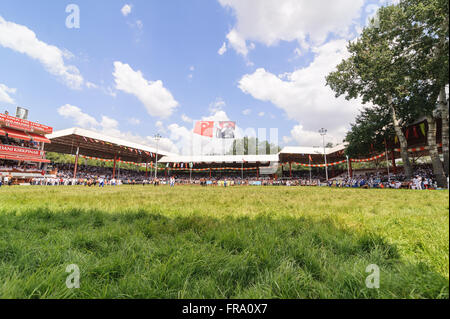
[113,61,179,118]
[218,0,365,56]
[242,108,251,115]
[0,83,16,104]
[0,16,84,89]
[290,125,344,147]
[121,4,132,16]
[238,39,363,146]
[58,104,99,128]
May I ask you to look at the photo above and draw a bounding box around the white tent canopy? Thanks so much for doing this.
[159,154,279,164]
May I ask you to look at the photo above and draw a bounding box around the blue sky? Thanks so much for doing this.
[0,0,391,154]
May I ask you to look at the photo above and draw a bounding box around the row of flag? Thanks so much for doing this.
[80,155,145,167]
[283,160,348,168]
[166,162,195,168]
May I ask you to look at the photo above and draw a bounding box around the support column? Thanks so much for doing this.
[209,167,212,178]
[73,146,80,179]
[112,155,117,179]
[289,162,292,178]
[257,163,260,179]
[145,162,148,178]
[391,150,397,174]
[349,159,353,178]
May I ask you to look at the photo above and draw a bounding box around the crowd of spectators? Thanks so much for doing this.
[0,134,41,149]
[1,160,446,190]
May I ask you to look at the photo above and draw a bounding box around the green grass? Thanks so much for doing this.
[0,185,448,299]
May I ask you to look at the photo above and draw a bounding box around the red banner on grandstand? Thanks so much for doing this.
[0,145,44,157]
[0,113,53,134]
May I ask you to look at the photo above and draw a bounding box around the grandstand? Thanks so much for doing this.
[45,127,172,179]
[0,112,52,183]
[1,112,445,184]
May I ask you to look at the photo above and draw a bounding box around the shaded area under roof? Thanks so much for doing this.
[279,144,348,164]
[45,128,173,163]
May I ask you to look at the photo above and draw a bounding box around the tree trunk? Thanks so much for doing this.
[389,98,413,178]
[439,87,449,177]
[427,116,447,188]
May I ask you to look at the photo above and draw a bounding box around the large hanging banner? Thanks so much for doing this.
[193,121,236,139]
[0,113,53,134]
[0,145,45,157]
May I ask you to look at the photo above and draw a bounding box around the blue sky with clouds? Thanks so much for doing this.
[0,0,393,154]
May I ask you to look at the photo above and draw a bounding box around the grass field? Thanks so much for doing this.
[0,185,448,299]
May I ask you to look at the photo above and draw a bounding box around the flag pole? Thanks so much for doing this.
[384,139,390,182]
[309,155,312,185]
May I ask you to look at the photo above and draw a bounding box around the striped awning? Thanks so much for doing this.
[0,127,31,141]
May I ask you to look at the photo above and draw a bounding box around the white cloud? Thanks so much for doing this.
[226,29,250,56]
[121,4,132,16]
[218,0,365,56]
[242,108,251,115]
[86,82,98,89]
[127,117,141,125]
[218,42,227,55]
[181,114,193,123]
[187,66,195,79]
[155,120,165,133]
[0,16,84,89]
[104,86,117,98]
[209,97,226,113]
[282,136,292,144]
[258,112,265,117]
[58,104,99,128]
[238,39,363,145]
[202,110,230,122]
[290,124,345,147]
[113,61,179,118]
[136,20,143,30]
[0,83,16,104]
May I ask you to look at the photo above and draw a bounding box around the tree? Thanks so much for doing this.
[345,105,394,158]
[228,137,280,155]
[326,5,414,178]
[400,0,449,176]
[327,2,449,186]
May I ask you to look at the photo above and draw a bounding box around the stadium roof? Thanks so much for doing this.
[159,154,279,165]
[45,127,173,163]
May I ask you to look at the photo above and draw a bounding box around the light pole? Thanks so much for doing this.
[154,133,161,179]
[319,128,329,182]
